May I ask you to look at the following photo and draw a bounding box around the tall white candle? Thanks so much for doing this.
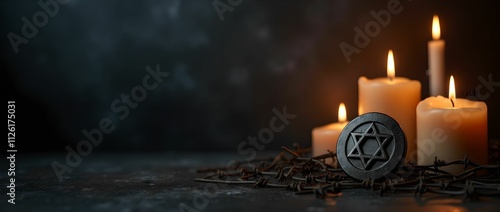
[428,15,445,96]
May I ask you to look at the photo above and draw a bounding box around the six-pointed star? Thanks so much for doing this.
[347,122,392,170]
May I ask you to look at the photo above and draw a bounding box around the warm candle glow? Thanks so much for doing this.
[432,15,441,40]
[387,50,395,80]
[449,75,456,106]
[338,103,347,122]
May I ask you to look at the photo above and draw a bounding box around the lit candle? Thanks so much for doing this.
[428,15,446,96]
[312,103,348,164]
[417,76,488,173]
[358,50,421,162]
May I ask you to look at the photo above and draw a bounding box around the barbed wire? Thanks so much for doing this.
[195,143,500,201]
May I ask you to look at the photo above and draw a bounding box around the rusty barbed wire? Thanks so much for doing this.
[195,144,500,201]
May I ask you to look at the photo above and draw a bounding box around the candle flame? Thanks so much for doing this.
[432,15,441,40]
[387,50,395,80]
[338,103,347,123]
[449,75,456,107]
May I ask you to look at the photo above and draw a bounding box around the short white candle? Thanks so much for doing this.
[312,103,348,164]
[358,50,421,162]
[417,76,488,173]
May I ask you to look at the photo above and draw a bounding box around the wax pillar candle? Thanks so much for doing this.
[428,15,445,96]
[417,76,488,173]
[358,50,421,162]
[312,103,348,164]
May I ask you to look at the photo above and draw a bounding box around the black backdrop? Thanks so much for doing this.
[2,0,499,152]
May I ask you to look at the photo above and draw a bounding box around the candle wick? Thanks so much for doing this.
[450,99,455,107]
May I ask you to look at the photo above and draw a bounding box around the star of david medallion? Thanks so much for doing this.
[337,112,407,181]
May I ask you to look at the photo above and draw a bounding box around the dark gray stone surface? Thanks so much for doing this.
[2,153,500,211]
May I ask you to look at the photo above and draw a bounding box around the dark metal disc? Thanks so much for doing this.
[336,112,407,181]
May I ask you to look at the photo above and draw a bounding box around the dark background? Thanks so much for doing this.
[2,0,499,153]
